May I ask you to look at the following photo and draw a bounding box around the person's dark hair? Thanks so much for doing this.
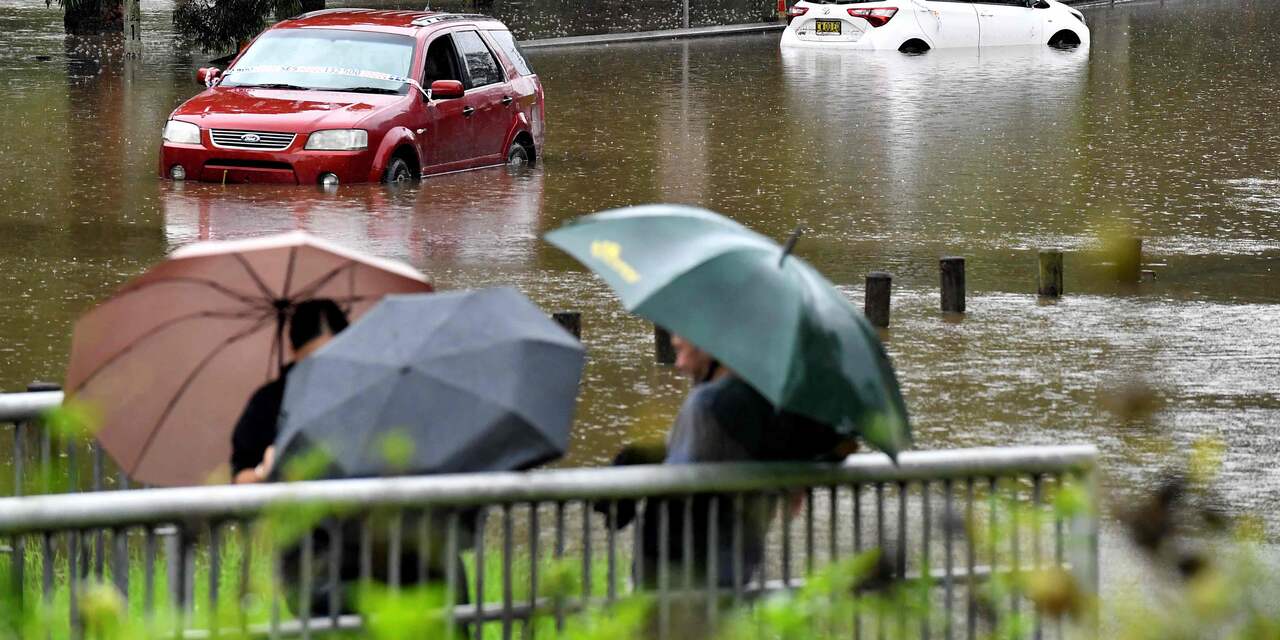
[289,299,349,351]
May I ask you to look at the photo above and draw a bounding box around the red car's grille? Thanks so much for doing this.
[209,129,296,151]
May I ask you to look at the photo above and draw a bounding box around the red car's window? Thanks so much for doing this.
[223,29,417,94]
[423,35,464,86]
[486,29,534,77]
[453,30,505,89]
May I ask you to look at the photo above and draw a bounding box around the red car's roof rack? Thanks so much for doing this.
[410,13,494,26]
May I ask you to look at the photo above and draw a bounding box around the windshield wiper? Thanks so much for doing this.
[330,86,403,95]
[234,83,313,90]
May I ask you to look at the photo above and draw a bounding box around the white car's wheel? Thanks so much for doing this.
[899,38,930,54]
[1048,29,1083,48]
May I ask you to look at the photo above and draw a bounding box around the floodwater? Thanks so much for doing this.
[0,0,1278,541]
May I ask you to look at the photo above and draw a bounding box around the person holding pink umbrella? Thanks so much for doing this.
[65,231,431,487]
[230,298,349,484]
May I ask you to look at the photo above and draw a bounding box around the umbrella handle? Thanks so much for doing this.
[274,299,291,371]
[779,225,804,267]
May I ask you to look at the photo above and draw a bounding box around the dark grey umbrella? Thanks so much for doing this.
[273,287,585,479]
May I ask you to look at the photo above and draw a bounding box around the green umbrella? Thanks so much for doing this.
[544,204,910,458]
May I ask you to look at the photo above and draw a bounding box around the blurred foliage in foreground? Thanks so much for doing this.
[1106,437,1280,639]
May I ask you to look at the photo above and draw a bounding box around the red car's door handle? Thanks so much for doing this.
[501,96,513,106]
[463,106,475,117]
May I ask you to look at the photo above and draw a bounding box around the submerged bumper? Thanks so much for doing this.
[159,137,380,185]
[780,18,878,49]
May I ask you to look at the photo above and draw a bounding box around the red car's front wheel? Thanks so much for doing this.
[383,157,415,184]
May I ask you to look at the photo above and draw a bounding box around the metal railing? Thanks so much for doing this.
[0,439,1099,639]
[1,390,143,498]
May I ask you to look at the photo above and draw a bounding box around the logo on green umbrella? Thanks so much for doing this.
[590,240,641,283]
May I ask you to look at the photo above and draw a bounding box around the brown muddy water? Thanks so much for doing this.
[0,0,1277,551]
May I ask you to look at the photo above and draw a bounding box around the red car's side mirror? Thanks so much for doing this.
[196,67,222,87]
[429,80,465,100]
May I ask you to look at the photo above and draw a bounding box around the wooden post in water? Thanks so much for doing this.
[1038,250,1064,298]
[124,0,141,57]
[654,325,675,365]
[551,312,581,340]
[940,257,965,314]
[1117,238,1142,283]
[864,272,892,328]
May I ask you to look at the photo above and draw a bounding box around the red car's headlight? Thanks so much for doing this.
[163,120,201,144]
[305,129,368,151]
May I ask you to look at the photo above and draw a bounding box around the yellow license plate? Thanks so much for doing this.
[814,19,842,34]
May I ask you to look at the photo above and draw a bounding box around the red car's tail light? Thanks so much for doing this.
[787,5,809,23]
[848,7,898,27]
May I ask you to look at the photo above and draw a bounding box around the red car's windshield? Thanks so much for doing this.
[221,29,416,94]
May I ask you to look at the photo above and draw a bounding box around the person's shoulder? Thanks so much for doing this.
[672,383,718,431]
[702,376,771,416]
[233,376,287,432]
[683,379,721,407]
[674,377,771,435]
[678,378,749,419]
[248,374,288,403]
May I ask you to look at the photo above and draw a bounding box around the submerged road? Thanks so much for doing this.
[0,0,1277,541]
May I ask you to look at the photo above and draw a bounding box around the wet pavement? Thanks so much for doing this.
[0,0,1278,532]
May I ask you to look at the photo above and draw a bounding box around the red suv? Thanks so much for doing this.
[159,10,544,185]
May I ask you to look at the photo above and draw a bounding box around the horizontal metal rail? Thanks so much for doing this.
[0,390,62,421]
[0,446,1095,534]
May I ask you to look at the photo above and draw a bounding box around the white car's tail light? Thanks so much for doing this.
[848,7,898,27]
[787,5,809,23]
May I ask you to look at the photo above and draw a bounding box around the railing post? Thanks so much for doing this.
[8,533,21,611]
[1116,238,1142,284]
[124,0,142,57]
[1037,250,1063,298]
[1066,465,1100,629]
[24,382,61,495]
[552,312,582,340]
[14,419,24,497]
[940,257,966,314]
[864,272,891,328]
[654,325,676,365]
[8,410,28,607]
[166,528,188,617]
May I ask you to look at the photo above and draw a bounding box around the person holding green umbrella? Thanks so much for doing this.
[546,204,911,590]
[638,331,854,589]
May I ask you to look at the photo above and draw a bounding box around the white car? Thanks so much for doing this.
[780,0,1089,52]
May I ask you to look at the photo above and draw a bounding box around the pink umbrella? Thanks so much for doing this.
[65,232,432,487]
